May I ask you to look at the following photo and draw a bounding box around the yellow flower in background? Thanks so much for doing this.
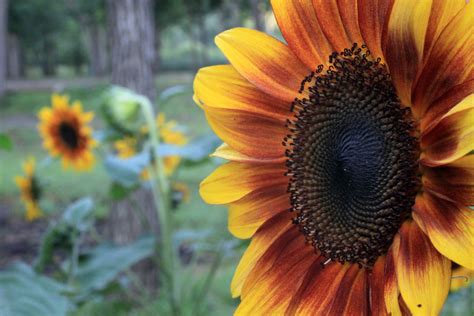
[171,181,191,208]
[195,1,473,315]
[38,94,97,171]
[14,157,43,221]
[117,113,189,177]
[114,137,137,159]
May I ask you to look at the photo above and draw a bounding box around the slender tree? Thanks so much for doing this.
[107,0,156,102]
[0,0,7,96]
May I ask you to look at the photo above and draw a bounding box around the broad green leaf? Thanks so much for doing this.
[74,235,156,292]
[103,150,150,187]
[0,262,71,316]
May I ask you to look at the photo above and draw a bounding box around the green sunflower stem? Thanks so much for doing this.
[139,96,178,315]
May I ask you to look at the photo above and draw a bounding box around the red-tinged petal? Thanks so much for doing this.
[215,28,309,103]
[420,81,474,133]
[370,256,389,316]
[203,106,287,159]
[413,193,474,269]
[311,0,362,53]
[421,0,466,60]
[271,0,332,70]
[422,155,474,205]
[199,162,286,204]
[287,262,351,315]
[395,220,451,315]
[231,211,294,297]
[326,265,369,316]
[211,143,286,164]
[384,238,402,316]
[194,65,290,121]
[412,2,473,119]
[384,0,432,106]
[421,107,474,166]
[228,185,290,239]
[358,0,393,60]
[236,227,315,314]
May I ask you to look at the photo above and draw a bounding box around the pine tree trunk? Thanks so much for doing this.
[107,0,156,102]
[251,0,265,32]
[0,0,7,96]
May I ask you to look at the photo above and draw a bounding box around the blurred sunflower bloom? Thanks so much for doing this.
[195,1,473,315]
[38,94,97,171]
[14,157,43,221]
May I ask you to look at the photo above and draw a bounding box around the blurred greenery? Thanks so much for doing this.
[0,72,244,315]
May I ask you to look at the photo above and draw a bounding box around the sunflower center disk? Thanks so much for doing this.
[285,45,420,267]
[59,122,79,149]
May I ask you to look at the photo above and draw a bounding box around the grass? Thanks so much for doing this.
[0,72,241,315]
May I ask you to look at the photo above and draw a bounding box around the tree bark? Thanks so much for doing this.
[7,34,21,79]
[0,0,7,96]
[107,0,156,102]
[251,0,265,32]
[105,0,158,290]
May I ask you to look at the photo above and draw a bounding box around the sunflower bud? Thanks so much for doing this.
[101,86,145,135]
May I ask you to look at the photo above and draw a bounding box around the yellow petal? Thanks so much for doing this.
[395,220,451,315]
[413,193,474,269]
[199,162,286,205]
[215,28,309,102]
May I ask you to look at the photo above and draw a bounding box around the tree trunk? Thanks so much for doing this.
[107,0,156,102]
[88,24,108,76]
[0,0,7,96]
[105,0,158,290]
[251,0,265,32]
[7,34,21,79]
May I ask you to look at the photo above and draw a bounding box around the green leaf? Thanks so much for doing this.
[0,133,13,151]
[0,262,71,316]
[103,150,150,187]
[62,197,94,232]
[75,235,156,292]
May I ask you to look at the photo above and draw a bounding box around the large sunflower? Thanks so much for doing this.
[195,1,473,315]
[38,94,96,171]
[14,157,43,221]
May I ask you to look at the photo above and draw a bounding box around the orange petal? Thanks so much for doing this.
[211,143,285,164]
[326,265,369,315]
[215,28,309,102]
[384,240,402,316]
[271,0,332,70]
[287,261,351,314]
[412,1,473,119]
[413,193,474,269]
[311,0,361,53]
[228,185,290,239]
[231,211,294,297]
[370,256,389,316]
[422,155,474,205]
[421,107,474,166]
[358,0,393,60]
[200,162,287,205]
[202,106,287,160]
[194,65,290,121]
[235,227,315,315]
[395,220,451,315]
[384,0,432,106]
